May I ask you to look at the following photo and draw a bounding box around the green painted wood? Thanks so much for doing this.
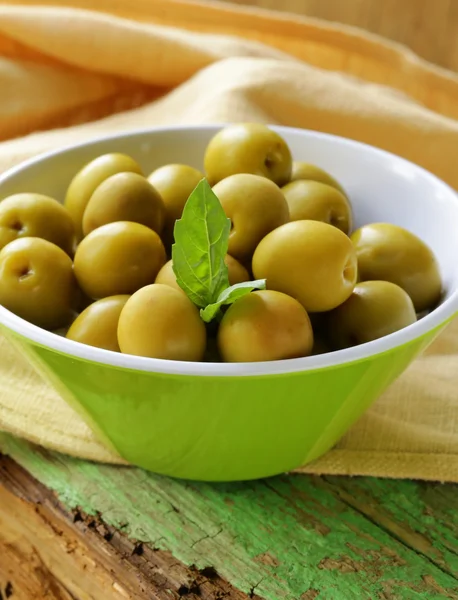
[1,433,458,600]
[323,476,458,578]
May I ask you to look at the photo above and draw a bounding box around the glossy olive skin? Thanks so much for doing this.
[217,289,313,362]
[118,284,206,361]
[253,220,357,312]
[290,162,347,196]
[204,123,292,186]
[82,172,165,236]
[0,193,75,254]
[65,153,143,239]
[281,180,352,234]
[225,254,250,285]
[66,295,130,352]
[212,174,289,262]
[154,259,182,292]
[155,254,249,291]
[327,281,417,350]
[351,223,442,312]
[74,221,166,299]
[147,164,203,248]
[0,237,76,329]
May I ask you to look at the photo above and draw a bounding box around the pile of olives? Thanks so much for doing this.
[0,123,443,363]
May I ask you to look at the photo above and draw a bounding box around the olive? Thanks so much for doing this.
[74,221,166,299]
[351,223,442,312]
[147,164,203,248]
[204,123,292,186]
[82,172,165,236]
[66,295,130,352]
[0,237,76,329]
[281,180,352,234]
[290,162,347,196]
[225,254,250,285]
[154,260,183,292]
[0,193,75,254]
[155,254,249,292]
[65,153,143,239]
[252,220,357,312]
[217,289,313,362]
[327,280,417,349]
[154,259,183,292]
[212,173,289,262]
[117,284,206,361]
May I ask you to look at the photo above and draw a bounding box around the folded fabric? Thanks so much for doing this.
[0,0,457,481]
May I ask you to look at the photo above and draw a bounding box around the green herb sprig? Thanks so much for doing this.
[172,179,266,322]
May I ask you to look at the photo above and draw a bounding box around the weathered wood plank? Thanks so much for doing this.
[1,433,457,599]
[0,455,257,600]
[323,476,458,578]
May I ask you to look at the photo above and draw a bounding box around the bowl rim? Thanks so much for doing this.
[0,123,457,377]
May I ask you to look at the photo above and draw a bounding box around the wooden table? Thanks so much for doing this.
[1,2,458,599]
[1,432,457,599]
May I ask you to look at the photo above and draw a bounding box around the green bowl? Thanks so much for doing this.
[1,125,457,481]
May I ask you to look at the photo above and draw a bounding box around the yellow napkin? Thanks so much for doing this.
[1,0,458,481]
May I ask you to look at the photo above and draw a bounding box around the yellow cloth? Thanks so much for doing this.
[0,0,458,481]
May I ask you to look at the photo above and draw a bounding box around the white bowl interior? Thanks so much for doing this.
[0,125,457,376]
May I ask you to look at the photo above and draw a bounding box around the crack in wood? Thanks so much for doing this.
[0,455,261,600]
[191,528,224,549]
[2,434,458,600]
[0,456,262,600]
[248,578,264,598]
[0,582,14,600]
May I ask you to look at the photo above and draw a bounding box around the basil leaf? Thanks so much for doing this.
[200,279,267,323]
[172,179,231,308]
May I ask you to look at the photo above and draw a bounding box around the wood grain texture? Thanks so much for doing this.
[219,0,458,72]
[1,434,457,600]
[0,454,258,600]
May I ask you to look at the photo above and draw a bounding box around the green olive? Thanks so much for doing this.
[281,180,352,234]
[217,289,313,362]
[327,281,417,349]
[351,223,442,312]
[155,254,249,291]
[154,259,183,292]
[212,173,289,262]
[0,193,75,254]
[65,153,143,239]
[252,220,357,312]
[74,221,166,299]
[0,237,76,329]
[82,172,165,237]
[204,123,292,186]
[147,164,203,248]
[290,162,347,196]
[225,254,250,285]
[66,295,130,352]
[117,284,206,361]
